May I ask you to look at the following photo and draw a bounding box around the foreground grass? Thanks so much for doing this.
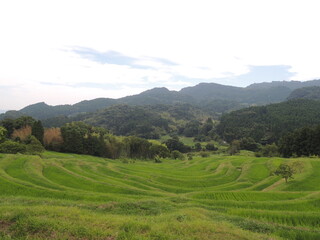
[0,152,319,239]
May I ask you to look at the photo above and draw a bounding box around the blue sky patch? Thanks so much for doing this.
[71,47,177,69]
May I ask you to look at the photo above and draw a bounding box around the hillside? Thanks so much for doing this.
[180,83,292,104]
[287,86,320,100]
[0,151,319,239]
[217,99,320,143]
[74,103,211,138]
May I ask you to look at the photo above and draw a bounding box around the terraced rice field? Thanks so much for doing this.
[0,152,320,239]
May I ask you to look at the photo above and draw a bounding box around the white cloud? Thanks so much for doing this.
[1,0,320,109]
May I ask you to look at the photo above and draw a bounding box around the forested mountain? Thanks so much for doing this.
[287,86,320,100]
[217,99,320,144]
[77,104,170,138]
[180,83,292,104]
[72,104,211,138]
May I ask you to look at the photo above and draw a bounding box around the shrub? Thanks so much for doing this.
[164,137,191,153]
[194,142,202,151]
[171,150,185,160]
[149,144,170,159]
[199,151,210,157]
[229,140,240,155]
[154,156,162,163]
[0,140,27,154]
[239,137,260,151]
[257,143,279,157]
[254,152,262,157]
[205,143,217,151]
[25,136,45,155]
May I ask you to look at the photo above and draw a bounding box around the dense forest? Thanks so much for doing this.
[217,99,320,144]
[287,86,320,100]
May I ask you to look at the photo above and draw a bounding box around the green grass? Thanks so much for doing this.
[0,151,319,239]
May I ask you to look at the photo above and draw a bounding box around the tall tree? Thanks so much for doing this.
[0,126,7,143]
[32,120,44,144]
[60,122,87,154]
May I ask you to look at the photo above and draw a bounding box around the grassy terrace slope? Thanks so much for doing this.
[0,152,320,239]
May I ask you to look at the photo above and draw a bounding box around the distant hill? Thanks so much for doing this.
[0,110,24,119]
[72,98,117,113]
[19,102,74,119]
[247,79,320,90]
[0,86,242,121]
[121,87,194,105]
[180,83,243,101]
[2,79,320,123]
[19,99,117,119]
[217,99,320,144]
[180,82,292,104]
[287,86,320,100]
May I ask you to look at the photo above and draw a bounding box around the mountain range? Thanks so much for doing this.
[2,79,320,121]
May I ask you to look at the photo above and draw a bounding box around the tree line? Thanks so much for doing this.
[1,116,202,160]
[278,125,320,157]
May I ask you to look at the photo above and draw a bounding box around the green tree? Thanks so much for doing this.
[259,143,279,157]
[25,135,45,155]
[229,140,240,155]
[183,121,200,137]
[278,133,295,158]
[164,137,191,153]
[201,118,214,136]
[32,120,44,144]
[194,142,202,151]
[239,137,260,152]
[84,134,107,157]
[0,126,7,143]
[1,118,15,137]
[13,116,35,129]
[123,136,152,159]
[274,163,295,183]
[171,150,185,160]
[199,151,210,157]
[149,144,170,159]
[61,122,86,154]
[205,142,217,151]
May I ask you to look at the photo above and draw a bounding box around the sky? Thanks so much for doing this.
[1,0,320,110]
